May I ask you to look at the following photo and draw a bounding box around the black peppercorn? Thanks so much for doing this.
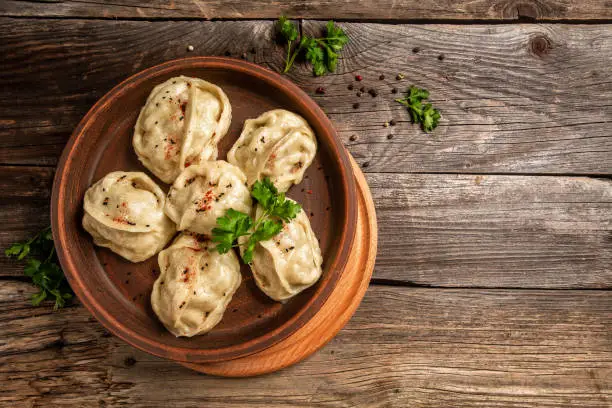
[347,84,354,90]
[379,74,385,80]
[349,135,357,141]
[353,102,360,109]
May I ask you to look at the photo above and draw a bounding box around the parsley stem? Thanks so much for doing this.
[283,42,305,73]
[284,40,293,73]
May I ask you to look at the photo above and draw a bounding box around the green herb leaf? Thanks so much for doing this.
[325,21,349,52]
[5,226,73,310]
[277,17,348,76]
[421,103,441,133]
[277,16,298,42]
[252,178,302,222]
[395,86,441,133]
[211,209,252,254]
[242,220,284,263]
[251,177,278,209]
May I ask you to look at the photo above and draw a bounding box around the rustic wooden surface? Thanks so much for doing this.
[0,3,610,407]
[1,0,611,20]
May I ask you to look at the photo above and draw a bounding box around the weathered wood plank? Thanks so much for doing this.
[1,281,610,407]
[1,19,611,174]
[2,166,610,288]
[1,0,611,20]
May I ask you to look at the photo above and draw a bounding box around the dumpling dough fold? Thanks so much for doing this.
[164,160,252,236]
[244,201,323,301]
[151,233,241,337]
[227,109,317,192]
[82,171,176,262]
[133,75,232,184]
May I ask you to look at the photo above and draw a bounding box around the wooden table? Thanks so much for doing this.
[1,1,611,406]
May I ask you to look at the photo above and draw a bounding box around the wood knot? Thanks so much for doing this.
[530,35,552,57]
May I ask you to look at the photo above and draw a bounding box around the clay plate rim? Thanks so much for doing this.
[51,57,357,362]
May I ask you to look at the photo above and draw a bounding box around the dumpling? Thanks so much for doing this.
[245,201,323,301]
[82,171,176,262]
[164,160,252,235]
[151,232,241,337]
[227,109,317,192]
[133,76,232,184]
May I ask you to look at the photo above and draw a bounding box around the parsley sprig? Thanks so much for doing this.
[395,86,441,133]
[5,226,73,310]
[277,17,349,76]
[212,178,301,263]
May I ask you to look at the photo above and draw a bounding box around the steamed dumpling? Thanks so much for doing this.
[133,76,232,184]
[164,161,252,235]
[82,171,176,262]
[227,109,317,192]
[245,201,323,301]
[151,232,241,337]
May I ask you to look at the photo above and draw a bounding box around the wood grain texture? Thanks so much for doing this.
[2,166,610,288]
[1,19,611,174]
[1,0,611,20]
[1,281,610,407]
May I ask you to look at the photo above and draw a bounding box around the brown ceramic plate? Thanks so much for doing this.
[51,57,357,363]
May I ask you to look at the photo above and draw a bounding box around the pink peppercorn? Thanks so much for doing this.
[355,75,363,81]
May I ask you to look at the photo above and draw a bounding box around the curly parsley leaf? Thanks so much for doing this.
[278,15,298,42]
[213,178,302,263]
[325,21,349,51]
[5,226,73,310]
[395,86,441,133]
[422,103,441,133]
[211,209,252,254]
[252,178,302,222]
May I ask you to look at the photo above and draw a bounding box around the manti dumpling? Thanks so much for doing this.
[151,232,241,337]
[164,160,251,235]
[82,171,175,262]
[245,201,323,301]
[227,109,317,192]
[133,76,232,184]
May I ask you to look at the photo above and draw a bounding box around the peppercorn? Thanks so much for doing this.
[360,86,365,92]
[387,134,394,139]
[315,87,325,94]
[347,84,354,90]
[356,92,362,97]
[355,75,363,81]
[368,88,378,97]
[412,47,420,53]
[362,161,370,168]
[438,54,445,61]
[353,102,360,109]
[379,74,385,80]
[390,119,396,126]
[391,87,398,94]
[349,135,357,141]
